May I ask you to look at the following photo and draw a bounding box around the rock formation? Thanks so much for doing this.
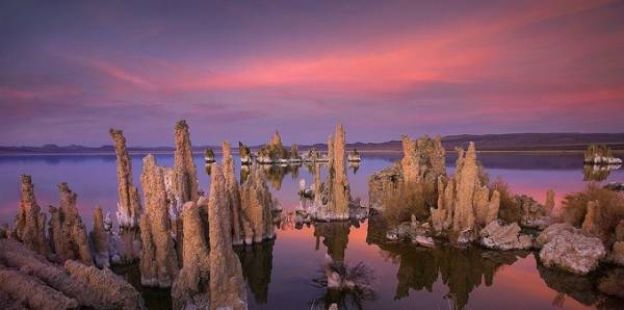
[401,135,420,184]
[240,165,276,244]
[173,120,199,204]
[172,202,211,310]
[430,143,500,244]
[239,141,252,164]
[12,175,50,256]
[329,123,350,219]
[0,239,145,309]
[48,183,93,265]
[479,220,532,250]
[223,141,244,245]
[608,220,624,265]
[536,223,606,275]
[110,129,142,228]
[90,207,110,268]
[139,154,179,287]
[208,165,248,310]
[544,189,555,215]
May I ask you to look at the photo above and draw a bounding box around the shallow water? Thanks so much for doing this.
[0,152,622,309]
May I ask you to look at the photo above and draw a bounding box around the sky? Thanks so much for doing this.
[1,0,623,146]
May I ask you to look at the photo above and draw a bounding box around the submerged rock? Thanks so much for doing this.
[537,223,606,275]
[139,154,179,288]
[479,220,532,250]
[208,165,248,310]
[110,129,142,228]
[12,175,50,257]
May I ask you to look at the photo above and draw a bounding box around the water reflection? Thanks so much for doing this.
[235,240,275,304]
[366,214,528,309]
[583,164,621,181]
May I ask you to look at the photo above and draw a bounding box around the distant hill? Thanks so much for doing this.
[1,133,623,154]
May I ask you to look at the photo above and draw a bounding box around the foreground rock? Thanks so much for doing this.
[223,141,244,245]
[208,165,248,310]
[49,183,93,265]
[139,154,179,287]
[12,175,50,257]
[0,239,145,309]
[537,223,606,275]
[173,120,200,204]
[89,207,110,268]
[479,220,533,250]
[240,165,276,244]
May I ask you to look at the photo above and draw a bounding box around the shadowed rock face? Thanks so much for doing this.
[49,183,93,265]
[110,129,142,228]
[172,201,211,310]
[12,175,50,257]
[0,239,145,309]
[209,165,248,310]
[174,120,199,204]
[223,141,244,246]
[139,154,179,288]
[90,207,110,268]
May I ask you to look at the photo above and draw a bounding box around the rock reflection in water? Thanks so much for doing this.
[242,163,301,189]
[311,221,376,310]
[235,240,275,304]
[583,163,621,181]
[366,214,528,309]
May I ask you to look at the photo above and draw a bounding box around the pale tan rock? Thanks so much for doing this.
[544,189,555,215]
[64,260,145,309]
[240,166,276,244]
[473,185,490,227]
[537,223,606,275]
[401,135,420,184]
[48,183,92,265]
[485,190,500,224]
[223,140,244,245]
[171,202,211,310]
[110,129,142,228]
[581,200,599,236]
[208,165,247,310]
[479,220,532,250]
[330,123,350,218]
[173,120,199,203]
[139,154,180,287]
[89,207,110,268]
[12,175,49,256]
[0,268,78,310]
[452,142,478,234]
[430,136,446,177]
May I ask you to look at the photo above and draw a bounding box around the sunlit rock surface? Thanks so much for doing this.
[172,202,211,310]
[139,154,179,287]
[173,120,199,204]
[240,165,276,244]
[479,220,533,250]
[48,183,93,265]
[12,175,50,257]
[110,129,142,228]
[208,165,248,310]
[223,141,244,245]
[537,223,606,275]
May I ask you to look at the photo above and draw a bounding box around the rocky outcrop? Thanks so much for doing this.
[173,120,199,204]
[536,223,606,275]
[401,135,420,184]
[223,141,244,245]
[330,123,350,219]
[581,200,599,236]
[545,189,555,215]
[12,175,49,257]
[48,183,93,265]
[516,195,550,229]
[479,220,532,250]
[208,165,248,310]
[110,129,142,228]
[139,154,179,287]
[598,269,624,298]
[172,202,211,310]
[607,220,624,265]
[239,141,252,164]
[0,239,145,309]
[240,165,276,244]
[89,207,110,268]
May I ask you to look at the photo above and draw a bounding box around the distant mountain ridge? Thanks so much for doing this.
[1,133,623,154]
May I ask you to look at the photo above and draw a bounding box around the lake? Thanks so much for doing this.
[0,152,622,309]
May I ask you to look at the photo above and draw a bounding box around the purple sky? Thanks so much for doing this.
[1,0,623,146]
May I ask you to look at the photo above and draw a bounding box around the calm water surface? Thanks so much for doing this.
[1,152,623,309]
